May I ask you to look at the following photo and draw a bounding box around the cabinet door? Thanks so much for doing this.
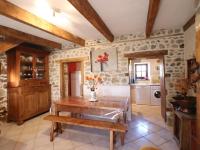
[38,88,50,112]
[21,93,38,119]
[135,85,150,105]
[20,53,34,80]
[35,56,46,79]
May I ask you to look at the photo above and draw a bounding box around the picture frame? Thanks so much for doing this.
[90,48,118,72]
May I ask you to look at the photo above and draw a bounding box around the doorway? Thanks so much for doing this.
[60,57,87,98]
[125,50,167,121]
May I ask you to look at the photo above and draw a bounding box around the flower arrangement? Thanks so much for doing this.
[85,74,103,91]
[95,52,109,63]
[175,78,189,96]
[95,52,109,71]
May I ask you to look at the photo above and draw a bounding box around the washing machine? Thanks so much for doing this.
[150,85,161,105]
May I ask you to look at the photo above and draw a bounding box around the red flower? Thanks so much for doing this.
[95,52,109,63]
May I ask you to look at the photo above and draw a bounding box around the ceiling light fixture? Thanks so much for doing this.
[53,8,61,17]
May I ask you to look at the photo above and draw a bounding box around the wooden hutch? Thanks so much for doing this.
[194,14,200,150]
[6,44,51,125]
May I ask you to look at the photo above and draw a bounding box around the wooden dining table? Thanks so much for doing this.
[53,96,129,123]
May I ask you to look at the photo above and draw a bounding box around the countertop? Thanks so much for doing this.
[130,83,160,86]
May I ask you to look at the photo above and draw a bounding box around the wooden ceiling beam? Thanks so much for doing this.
[0,25,62,49]
[146,0,160,38]
[0,0,85,46]
[0,37,22,53]
[183,15,195,31]
[68,0,114,42]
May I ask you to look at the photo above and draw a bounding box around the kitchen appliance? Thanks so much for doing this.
[150,85,161,105]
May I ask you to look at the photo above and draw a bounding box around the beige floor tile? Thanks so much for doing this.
[54,138,74,150]
[73,143,96,150]
[133,138,158,149]
[14,140,35,150]
[0,105,178,150]
[33,143,54,150]
[69,132,92,148]
[0,136,18,146]
[145,133,167,146]
[144,122,162,132]
[19,132,37,143]
[0,142,17,150]
[117,141,139,150]
[5,127,24,137]
[156,129,174,141]
[34,134,52,147]
[125,125,153,143]
[91,138,109,149]
[159,140,179,150]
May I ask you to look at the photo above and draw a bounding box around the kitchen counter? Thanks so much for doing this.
[130,83,160,86]
[130,83,161,105]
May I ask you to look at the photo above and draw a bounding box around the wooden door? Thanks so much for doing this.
[38,87,50,112]
[160,57,166,121]
[22,93,38,119]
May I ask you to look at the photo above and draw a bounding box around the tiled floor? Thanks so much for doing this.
[0,104,179,150]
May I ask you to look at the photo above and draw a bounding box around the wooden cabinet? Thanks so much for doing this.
[6,44,51,125]
[173,111,196,150]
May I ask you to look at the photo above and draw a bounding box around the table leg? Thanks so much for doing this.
[110,130,114,150]
[120,132,125,145]
[50,122,54,142]
[55,110,62,133]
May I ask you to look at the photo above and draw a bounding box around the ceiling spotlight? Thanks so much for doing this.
[53,8,61,17]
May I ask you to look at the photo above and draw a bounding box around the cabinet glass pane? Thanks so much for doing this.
[36,57,45,79]
[20,53,33,79]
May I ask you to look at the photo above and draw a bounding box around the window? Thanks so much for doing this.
[135,63,149,80]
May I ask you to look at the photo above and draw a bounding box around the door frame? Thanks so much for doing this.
[125,50,168,121]
[58,57,88,98]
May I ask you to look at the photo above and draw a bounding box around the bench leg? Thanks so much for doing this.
[110,130,114,150]
[113,132,116,144]
[55,122,62,134]
[123,112,127,124]
[120,132,125,145]
[50,122,55,142]
[58,123,62,133]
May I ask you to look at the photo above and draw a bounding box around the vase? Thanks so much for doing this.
[89,90,97,102]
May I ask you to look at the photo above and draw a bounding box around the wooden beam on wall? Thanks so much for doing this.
[0,25,62,49]
[0,0,85,46]
[124,50,168,59]
[0,37,22,53]
[68,0,114,42]
[146,0,160,38]
[183,15,195,31]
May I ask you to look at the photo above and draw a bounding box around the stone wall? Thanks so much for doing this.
[0,53,7,108]
[49,28,185,108]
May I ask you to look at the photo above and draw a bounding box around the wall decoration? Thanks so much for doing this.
[91,48,118,72]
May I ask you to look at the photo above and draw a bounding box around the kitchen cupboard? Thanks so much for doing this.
[6,44,51,125]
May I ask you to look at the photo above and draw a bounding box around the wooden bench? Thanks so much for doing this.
[44,115,127,150]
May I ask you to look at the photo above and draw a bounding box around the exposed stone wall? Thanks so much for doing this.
[49,29,185,108]
[0,53,7,108]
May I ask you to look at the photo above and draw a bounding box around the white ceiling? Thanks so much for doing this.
[0,0,196,46]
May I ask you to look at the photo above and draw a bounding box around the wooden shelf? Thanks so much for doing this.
[175,110,196,120]
[20,62,33,66]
